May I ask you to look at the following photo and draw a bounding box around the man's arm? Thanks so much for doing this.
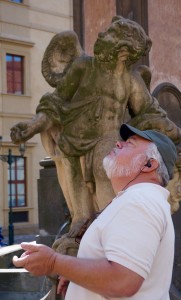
[13,242,144,298]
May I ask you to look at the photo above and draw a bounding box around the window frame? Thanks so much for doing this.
[1,45,31,96]
[8,155,27,208]
[6,53,24,95]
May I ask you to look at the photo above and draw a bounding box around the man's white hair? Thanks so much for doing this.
[145,143,169,187]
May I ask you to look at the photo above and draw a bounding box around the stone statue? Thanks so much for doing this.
[11,16,181,252]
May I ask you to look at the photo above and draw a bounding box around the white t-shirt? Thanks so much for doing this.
[65,183,174,300]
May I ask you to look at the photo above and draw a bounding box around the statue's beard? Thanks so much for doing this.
[103,152,145,179]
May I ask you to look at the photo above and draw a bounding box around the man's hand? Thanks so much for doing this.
[13,242,144,297]
[13,242,58,276]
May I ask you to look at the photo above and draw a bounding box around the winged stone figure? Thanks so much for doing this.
[11,16,181,256]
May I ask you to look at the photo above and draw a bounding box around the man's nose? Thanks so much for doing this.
[116,141,123,148]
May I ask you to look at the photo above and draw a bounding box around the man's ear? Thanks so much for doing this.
[142,159,159,173]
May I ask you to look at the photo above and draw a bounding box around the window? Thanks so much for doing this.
[6,54,24,94]
[10,0,23,3]
[8,156,27,207]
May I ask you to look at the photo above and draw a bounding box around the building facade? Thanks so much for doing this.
[0,0,73,233]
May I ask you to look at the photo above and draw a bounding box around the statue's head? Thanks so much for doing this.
[94,16,152,65]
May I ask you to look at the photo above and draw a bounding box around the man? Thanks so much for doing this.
[13,124,177,300]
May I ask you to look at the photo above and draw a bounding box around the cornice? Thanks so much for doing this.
[0,34,34,47]
[0,112,35,119]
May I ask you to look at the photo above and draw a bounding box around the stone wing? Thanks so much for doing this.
[42,30,85,87]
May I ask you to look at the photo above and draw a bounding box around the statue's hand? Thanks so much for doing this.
[10,122,36,144]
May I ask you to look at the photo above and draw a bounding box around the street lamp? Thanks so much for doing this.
[0,136,25,245]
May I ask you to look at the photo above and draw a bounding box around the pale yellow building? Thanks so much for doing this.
[0,0,73,234]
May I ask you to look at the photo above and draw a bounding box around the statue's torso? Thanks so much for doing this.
[63,60,132,140]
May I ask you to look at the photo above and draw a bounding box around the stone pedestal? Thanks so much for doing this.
[37,157,69,247]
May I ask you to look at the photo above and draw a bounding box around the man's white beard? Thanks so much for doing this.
[103,152,145,179]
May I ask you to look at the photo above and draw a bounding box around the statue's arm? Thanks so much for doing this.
[10,113,52,144]
[128,72,156,118]
[11,57,88,144]
[128,72,181,144]
[57,57,88,99]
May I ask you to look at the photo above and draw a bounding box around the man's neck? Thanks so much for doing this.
[111,173,160,195]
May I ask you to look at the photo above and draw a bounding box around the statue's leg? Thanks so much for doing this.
[55,156,96,237]
[41,131,96,240]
